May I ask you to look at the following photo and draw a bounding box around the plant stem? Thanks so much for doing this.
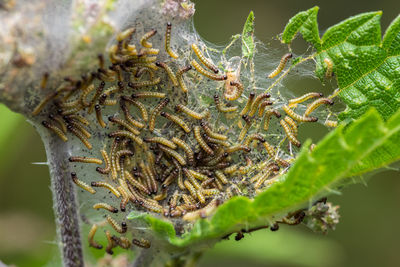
[45,136,84,267]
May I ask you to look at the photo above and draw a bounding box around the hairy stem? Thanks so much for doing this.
[45,136,83,267]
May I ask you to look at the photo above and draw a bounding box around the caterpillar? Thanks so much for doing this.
[194,126,214,155]
[243,133,265,147]
[191,43,219,73]
[182,198,220,221]
[200,121,228,140]
[214,94,238,113]
[135,66,155,80]
[96,149,111,174]
[91,181,121,198]
[89,82,107,113]
[191,60,227,81]
[95,104,106,128]
[80,84,95,107]
[140,198,164,214]
[48,114,67,133]
[105,230,116,255]
[162,169,178,188]
[32,92,59,116]
[253,164,280,189]
[93,203,118,213]
[139,47,160,56]
[88,224,102,249]
[284,116,298,136]
[324,58,333,79]
[257,100,273,117]
[240,92,256,116]
[288,92,323,107]
[268,53,293,78]
[169,190,180,209]
[127,77,161,88]
[215,170,228,184]
[304,98,334,117]
[144,136,177,149]
[184,180,198,200]
[238,115,252,142]
[165,22,179,59]
[108,130,144,146]
[159,145,187,166]
[248,93,271,117]
[141,162,158,193]
[223,164,239,175]
[125,171,151,195]
[188,169,208,181]
[67,124,92,149]
[66,114,90,126]
[42,121,68,142]
[115,149,134,171]
[226,144,251,154]
[175,104,208,120]
[280,119,301,147]
[263,109,281,131]
[201,188,220,196]
[176,65,192,93]
[140,29,157,48]
[112,236,131,249]
[325,120,338,127]
[172,137,195,165]
[202,133,230,147]
[205,152,229,167]
[155,61,179,86]
[160,111,191,133]
[282,105,317,122]
[116,27,136,42]
[69,156,102,165]
[132,238,151,249]
[71,172,96,194]
[108,116,141,135]
[149,98,169,132]
[131,91,166,99]
[40,72,49,89]
[67,119,91,138]
[106,215,127,234]
[119,99,146,128]
[183,168,201,190]
[226,80,244,101]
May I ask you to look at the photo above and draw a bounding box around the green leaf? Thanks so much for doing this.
[281,6,321,49]
[320,12,382,50]
[283,9,399,121]
[348,109,400,176]
[382,14,400,56]
[241,11,255,59]
[129,108,400,249]
[335,13,400,121]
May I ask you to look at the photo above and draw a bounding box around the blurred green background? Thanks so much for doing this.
[0,0,399,266]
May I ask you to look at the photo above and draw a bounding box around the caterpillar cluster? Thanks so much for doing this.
[31,20,337,254]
